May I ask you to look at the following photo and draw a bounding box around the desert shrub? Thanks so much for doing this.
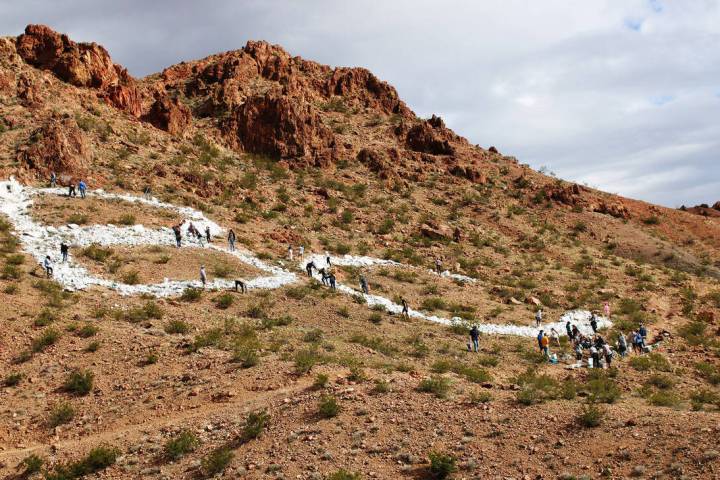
[678,321,713,346]
[4,372,22,387]
[200,446,234,478]
[77,323,99,338]
[122,270,140,285]
[260,315,293,329]
[180,287,202,302]
[469,390,493,404]
[212,263,233,278]
[34,308,57,326]
[690,389,720,411]
[1,262,21,279]
[314,373,329,389]
[418,375,452,398]
[585,374,621,404]
[478,355,499,367]
[165,319,190,334]
[432,359,491,384]
[32,328,61,353]
[239,410,270,443]
[303,328,324,343]
[231,342,259,368]
[189,327,223,352]
[115,214,136,225]
[19,453,44,475]
[348,333,397,356]
[63,369,94,395]
[348,366,366,382]
[144,352,158,365]
[337,306,350,318]
[45,445,119,480]
[695,362,720,385]
[67,213,89,225]
[642,215,660,225]
[82,244,113,262]
[327,470,362,480]
[647,390,681,407]
[577,403,604,427]
[428,452,457,479]
[215,293,234,309]
[245,304,266,319]
[164,430,199,460]
[368,312,382,324]
[514,369,561,405]
[373,378,391,394]
[85,341,100,353]
[48,402,75,428]
[561,379,578,400]
[629,353,672,372]
[645,374,675,390]
[294,348,321,374]
[318,394,341,418]
[422,297,447,311]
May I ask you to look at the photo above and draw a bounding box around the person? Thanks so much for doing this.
[319,268,329,286]
[328,272,336,291]
[325,251,331,266]
[187,222,197,237]
[469,325,480,352]
[68,183,76,197]
[639,323,647,341]
[143,185,152,200]
[550,327,561,347]
[359,274,369,295]
[227,229,236,252]
[435,258,443,274]
[50,171,57,188]
[205,226,211,243]
[603,343,613,367]
[603,301,611,318]
[401,297,410,319]
[288,245,293,261]
[634,330,645,353]
[78,180,87,199]
[43,255,53,277]
[590,313,598,333]
[234,278,247,293]
[299,245,305,260]
[172,224,182,248]
[565,321,573,339]
[453,226,461,243]
[617,331,628,357]
[574,343,583,361]
[200,265,207,288]
[572,325,580,340]
[537,330,544,353]
[60,243,69,262]
[590,345,600,368]
[305,261,316,277]
[535,309,543,327]
[540,333,550,357]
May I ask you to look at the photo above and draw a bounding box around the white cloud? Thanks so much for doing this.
[0,0,718,206]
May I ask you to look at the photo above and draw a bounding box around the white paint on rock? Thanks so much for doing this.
[0,178,611,336]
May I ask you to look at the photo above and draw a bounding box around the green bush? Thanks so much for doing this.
[19,453,44,475]
[201,447,234,477]
[318,395,341,418]
[77,323,99,338]
[165,319,190,334]
[514,369,561,405]
[327,469,362,480]
[422,297,447,311]
[373,378,391,394]
[348,333,397,356]
[63,369,94,395]
[115,214,136,226]
[48,402,75,428]
[45,445,119,480]
[34,308,57,326]
[586,375,621,404]
[577,403,604,427]
[215,293,234,309]
[469,390,493,404]
[82,244,113,262]
[239,410,270,443]
[164,430,199,460]
[428,452,457,479]
[180,287,202,302]
[647,390,681,407]
[4,372,22,387]
[629,353,672,372]
[695,362,720,385]
[32,328,61,353]
[85,341,100,353]
[418,375,452,399]
[294,349,321,374]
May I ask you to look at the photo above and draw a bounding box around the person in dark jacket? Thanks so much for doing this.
[60,243,69,262]
[400,297,409,319]
[469,325,480,352]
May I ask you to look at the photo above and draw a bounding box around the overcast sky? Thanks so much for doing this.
[2,0,719,207]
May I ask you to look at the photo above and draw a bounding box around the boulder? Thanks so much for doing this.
[406,115,455,155]
[594,201,631,219]
[420,223,453,241]
[326,67,411,115]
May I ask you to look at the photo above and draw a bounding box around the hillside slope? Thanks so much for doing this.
[0,24,719,480]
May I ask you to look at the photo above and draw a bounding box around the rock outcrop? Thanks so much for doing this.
[223,92,338,167]
[326,67,410,115]
[16,24,142,116]
[143,94,192,136]
[16,115,90,179]
[680,202,720,218]
[406,115,455,155]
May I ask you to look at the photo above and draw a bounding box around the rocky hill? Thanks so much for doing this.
[0,25,719,480]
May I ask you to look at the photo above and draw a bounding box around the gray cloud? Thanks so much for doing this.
[1,0,718,207]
